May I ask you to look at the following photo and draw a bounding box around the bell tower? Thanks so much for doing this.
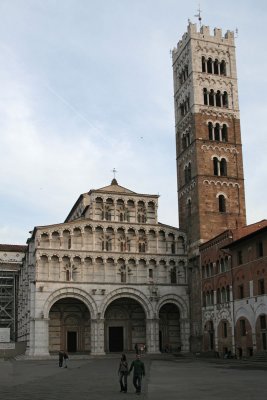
[172,23,246,255]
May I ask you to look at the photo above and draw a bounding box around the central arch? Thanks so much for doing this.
[104,297,146,353]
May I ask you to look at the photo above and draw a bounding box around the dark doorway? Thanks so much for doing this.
[109,327,123,352]
[67,331,77,352]
[159,331,162,352]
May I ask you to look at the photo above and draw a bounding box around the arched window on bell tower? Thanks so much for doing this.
[220,158,227,176]
[213,157,219,176]
[218,194,226,213]
[222,124,228,142]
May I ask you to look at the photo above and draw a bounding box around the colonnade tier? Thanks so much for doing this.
[69,196,159,223]
[36,225,185,240]
[36,225,186,255]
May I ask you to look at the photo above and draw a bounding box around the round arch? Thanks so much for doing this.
[99,287,153,319]
[43,287,98,319]
[156,294,189,319]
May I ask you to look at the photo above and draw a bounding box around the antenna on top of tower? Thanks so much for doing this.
[194,4,202,28]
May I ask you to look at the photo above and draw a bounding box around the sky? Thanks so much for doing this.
[0,0,266,244]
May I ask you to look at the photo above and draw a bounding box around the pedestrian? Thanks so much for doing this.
[58,350,64,368]
[118,353,128,393]
[63,351,69,368]
[135,343,139,355]
[128,354,145,395]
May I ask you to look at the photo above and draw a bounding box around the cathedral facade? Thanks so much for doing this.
[18,180,189,356]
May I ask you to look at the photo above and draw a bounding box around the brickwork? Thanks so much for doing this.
[173,23,246,253]
[200,223,267,357]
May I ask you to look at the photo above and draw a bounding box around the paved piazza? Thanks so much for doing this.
[0,355,267,400]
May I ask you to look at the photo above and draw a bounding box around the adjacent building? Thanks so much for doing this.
[0,244,26,356]
[201,220,267,357]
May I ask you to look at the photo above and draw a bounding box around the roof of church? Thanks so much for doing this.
[0,244,27,252]
[64,179,159,223]
[91,178,137,194]
[88,179,159,198]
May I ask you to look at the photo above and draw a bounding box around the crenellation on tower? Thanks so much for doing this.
[173,24,235,63]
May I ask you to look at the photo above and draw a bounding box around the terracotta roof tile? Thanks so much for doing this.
[0,244,27,252]
[232,219,267,241]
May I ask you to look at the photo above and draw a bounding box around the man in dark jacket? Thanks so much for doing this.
[128,354,145,394]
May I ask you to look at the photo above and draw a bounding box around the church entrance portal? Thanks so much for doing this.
[105,297,146,352]
[48,297,91,353]
[109,327,123,352]
[159,303,181,353]
[67,331,77,352]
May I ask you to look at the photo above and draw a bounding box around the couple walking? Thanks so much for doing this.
[118,353,145,394]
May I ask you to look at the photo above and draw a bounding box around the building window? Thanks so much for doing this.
[66,269,70,281]
[207,57,212,73]
[220,158,227,176]
[257,241,264,257]
[138,243,146,253]
[218,195,226,213]
[223,322,228,338]
[222,91,228,107]
[214,123,220,140]
[260,315,266,330]
[216,288,221,304]
[222,124,228,141]
[203,88,208,105]
[238,284,244,299]
[121,269,126,283]
[105,211,112,220]
[226,285,230,302]
[240,319,246,336]
[258,279,265,295]
[170,267,177,283]
[237,250,243,265]
[149,268,153,279]
[213,157,219,176]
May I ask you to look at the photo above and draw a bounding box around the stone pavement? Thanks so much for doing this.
[0,355,267,400]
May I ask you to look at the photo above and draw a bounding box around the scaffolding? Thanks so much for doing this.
[0,270,17,341]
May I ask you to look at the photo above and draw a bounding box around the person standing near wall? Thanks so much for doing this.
[63,351,69,368]
[128,354,145,395]
[58,350,64,368]
[118,353,128,393]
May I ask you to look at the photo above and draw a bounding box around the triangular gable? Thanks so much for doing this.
[95,179,137,194]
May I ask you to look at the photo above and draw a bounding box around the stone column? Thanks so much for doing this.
[252,325,257,353]
[156,233,159,253]
[91,317,105,355]
[81,228,85,250]
[146,318,160,353]
[180,318,190,352]
[28,317,50,356]
[92,227,96,250]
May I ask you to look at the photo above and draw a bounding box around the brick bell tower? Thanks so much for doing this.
[172,23,247,256]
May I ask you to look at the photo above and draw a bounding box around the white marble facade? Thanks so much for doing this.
[18,180,190,356]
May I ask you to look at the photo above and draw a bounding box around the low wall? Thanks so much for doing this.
[0,342,27,359]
